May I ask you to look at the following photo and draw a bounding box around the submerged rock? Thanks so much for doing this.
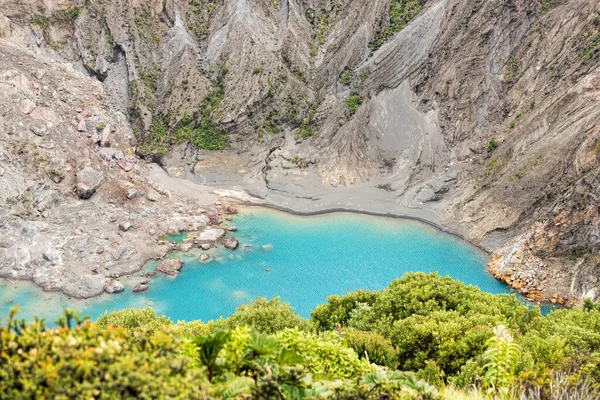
[156,259,184,276]
[224,236,239,250]
[133,284,148,293]
[261,244,273,251]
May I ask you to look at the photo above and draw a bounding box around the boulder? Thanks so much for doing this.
[224,205,238,215]
[198,228,225,241]
[133,284,149,293]
[119,221,132,232]
[19,99,36,115]
[208,212,222,225]
[126,188,137,200]
[76,119,87,132]
[224,236,239,250]
[117,159,133,172]
[200,243,212,250]
[104,279,125,294]
[199,253,210,262]
[0,14,11,38]
[100,125,111,147]
[76,166,104,199]
[156,259,184,276]
[45,161,66,183]
[30,122,47,136]
[140,278,151,285]
[416,188,437,203]
[180,243,193,252]
[146,188,159,202]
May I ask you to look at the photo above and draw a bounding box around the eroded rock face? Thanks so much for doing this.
[1,0,599,304]
[156,259,184,276]
[76,167,104,199]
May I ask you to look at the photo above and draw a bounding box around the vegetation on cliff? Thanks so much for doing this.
[1,273,599,399]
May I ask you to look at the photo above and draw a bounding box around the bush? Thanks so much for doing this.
[275,328,374,379]
[344,94,363,114]
[225,296,310,334]
[487,138,498,152]
[345,328,399,368]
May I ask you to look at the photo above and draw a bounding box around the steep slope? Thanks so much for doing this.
[0,0,599,303]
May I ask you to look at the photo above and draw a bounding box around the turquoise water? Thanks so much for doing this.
[0,207,518,324]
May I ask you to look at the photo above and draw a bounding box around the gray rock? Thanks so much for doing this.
[0,14,11,38]
[104,279,124,294]
[200,243,212,250]
[140,278,151,285]
[30,122,47,136]
[416,188,438,203]
[100,125,111,147]
[117,159,133,172]
[76,167,104,199]
[36,189,61,212]
[98,148,124,161]
[42,249,59,263]
[199,253,210,262]
[45,161,66,183]
[0,235,16,248]
[224,236,239,250]
[126,188,137,200]
[19,99,36,115]
[198,228,225,241]
[146,188,159,202]
[76,119,87,132]
[156,259,184,276]
[180,243,193,252]
[119,221,132,232]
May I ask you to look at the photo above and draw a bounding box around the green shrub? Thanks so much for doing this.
[344,94,363,114]
[275,328,374,379]
[339,68,354,85]
[487,138,498,152]
[369,0,427,51]
[345,329,399,368]
[226,297,310,334]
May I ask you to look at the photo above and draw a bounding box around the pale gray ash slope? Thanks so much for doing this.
[0,0,599,303]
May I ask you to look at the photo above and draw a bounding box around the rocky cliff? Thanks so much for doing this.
[0,0,599,303]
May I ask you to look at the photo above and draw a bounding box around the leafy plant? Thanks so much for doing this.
[194,331,230,382]
[483,325,521,397]
[344,94,363,114]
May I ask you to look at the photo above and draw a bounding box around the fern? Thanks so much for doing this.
[483,325,521,397]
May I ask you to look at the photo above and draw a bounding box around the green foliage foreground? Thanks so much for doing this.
[1,273,600,399]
